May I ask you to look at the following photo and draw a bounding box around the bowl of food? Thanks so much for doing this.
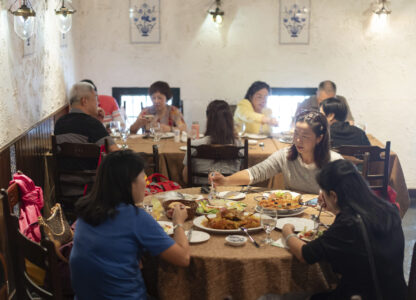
[162,199,198,221]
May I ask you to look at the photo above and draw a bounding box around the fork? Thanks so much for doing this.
[187,227,194,242]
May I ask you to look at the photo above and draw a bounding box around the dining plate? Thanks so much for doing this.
[217,191,246,200]
[158,221,174,235]
[248,139,257,145]
[185,230,210,243]
[193,213,266,233]
[179,145,187,151]
[244,133,268,140]
[275,217,314,232]
[255,205,307,217]
[279,137,293,144]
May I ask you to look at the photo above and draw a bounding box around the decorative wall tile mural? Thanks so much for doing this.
[129,0,160,44]
[279,0,310,44]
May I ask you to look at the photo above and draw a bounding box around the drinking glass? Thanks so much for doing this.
[120,125,130,149]
[109,121,120,136]
[260,208,277,245]
[151,122,162,143]
[237,123,246,140]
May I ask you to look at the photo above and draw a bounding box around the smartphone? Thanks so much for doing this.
[305,197,318,207]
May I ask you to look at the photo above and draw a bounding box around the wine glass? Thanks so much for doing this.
[260,208,278,245]
[237,123,246,140]
[109,121,120,137]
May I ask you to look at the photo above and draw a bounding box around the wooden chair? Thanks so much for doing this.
[333,141,391,199]
[138,144,159,175]
[51,135,101,222]
[0,252,8,300]
[408,241,416,300]
[186,138,248,187]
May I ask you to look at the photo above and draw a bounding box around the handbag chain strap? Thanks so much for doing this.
[356,214,383,300]
[39,205,66,236]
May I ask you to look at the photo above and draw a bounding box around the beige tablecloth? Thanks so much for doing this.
[142,187,334,300]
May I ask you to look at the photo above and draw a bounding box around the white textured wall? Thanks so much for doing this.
[75,0,416,187]
[0,0,78,147]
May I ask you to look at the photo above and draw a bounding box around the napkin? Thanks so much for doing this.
[271,238,286,248]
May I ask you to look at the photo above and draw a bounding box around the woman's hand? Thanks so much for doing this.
[209,172,227,187]
[282,223,295,238]
[318,192,327,208]
[172,204,188,225]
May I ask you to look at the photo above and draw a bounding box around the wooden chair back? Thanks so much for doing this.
[51,135,101,222]
[138,144,160,175]
[408,241,416,300]
[187,138,248,187]
[0,252,8,300]
[333,141,391,199]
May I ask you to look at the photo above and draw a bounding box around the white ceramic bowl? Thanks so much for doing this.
[225,235,247,247]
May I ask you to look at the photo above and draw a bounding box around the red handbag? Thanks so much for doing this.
[145,173,181,196]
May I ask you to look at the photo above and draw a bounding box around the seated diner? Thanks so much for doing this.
[320,97,370,147]
[70,150,190,298]
[282,159,406,300]
[233,81,278,135]
[211,110,343,194]
[182,100,242,184]
[130,81,187,134]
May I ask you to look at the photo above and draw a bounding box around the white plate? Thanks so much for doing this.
[185,230,210,243]
[217,191,246,201]
[248,139,257,145]
[179,145,187,151]
[199,133,204,138]
[275,217,315,232]
[244,133,268,140]
[279,137,293,144]
[161,132,175,139]
[193,213,266,233]
[158,221,173,235]
[255,205,307,217]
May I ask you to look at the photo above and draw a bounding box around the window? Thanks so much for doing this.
[112,87,181,126]
[267,88,317,133]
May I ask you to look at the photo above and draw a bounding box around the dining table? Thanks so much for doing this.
[124,133,410,217]
[142,186,336,300]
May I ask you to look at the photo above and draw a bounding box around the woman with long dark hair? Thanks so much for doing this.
[211,111,342,194]
[70,150,190,298]
[182,100,242,184]
[233,81,278,135]
[282,159,406,300]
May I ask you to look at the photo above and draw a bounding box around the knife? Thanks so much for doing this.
[240,227,260,248]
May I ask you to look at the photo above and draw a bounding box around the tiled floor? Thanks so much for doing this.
[402,201,416,282]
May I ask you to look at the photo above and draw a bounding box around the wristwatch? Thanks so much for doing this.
[173,224,184,231]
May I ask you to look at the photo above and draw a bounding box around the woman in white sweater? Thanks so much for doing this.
[210,111,343,194]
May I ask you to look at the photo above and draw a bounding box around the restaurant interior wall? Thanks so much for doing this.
[0,0,78,150]
[73,0,416,188]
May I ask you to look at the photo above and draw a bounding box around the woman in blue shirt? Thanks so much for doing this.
[70,150,190,299]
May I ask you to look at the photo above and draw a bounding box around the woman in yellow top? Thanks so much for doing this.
[234,81,278,135]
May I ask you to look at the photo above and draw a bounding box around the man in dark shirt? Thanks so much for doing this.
[55,82,118,195]
[295,80,354,125]
[319,97,370,148]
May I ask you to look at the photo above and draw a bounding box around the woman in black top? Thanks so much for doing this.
[282,159,406,300]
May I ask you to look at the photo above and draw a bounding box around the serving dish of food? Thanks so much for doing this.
[255,190,306,216]
[193,209,266,233]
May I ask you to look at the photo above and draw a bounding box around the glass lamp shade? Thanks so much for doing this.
[57,14,72,34]
[14,15,35,40]
[213,14,223,24]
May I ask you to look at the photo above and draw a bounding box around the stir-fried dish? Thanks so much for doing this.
[202,209,260,230]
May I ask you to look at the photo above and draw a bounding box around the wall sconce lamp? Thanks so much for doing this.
[373,0,391,15]
[55,0,76,34]
[8,0,36,40]
[208,0,224,25]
